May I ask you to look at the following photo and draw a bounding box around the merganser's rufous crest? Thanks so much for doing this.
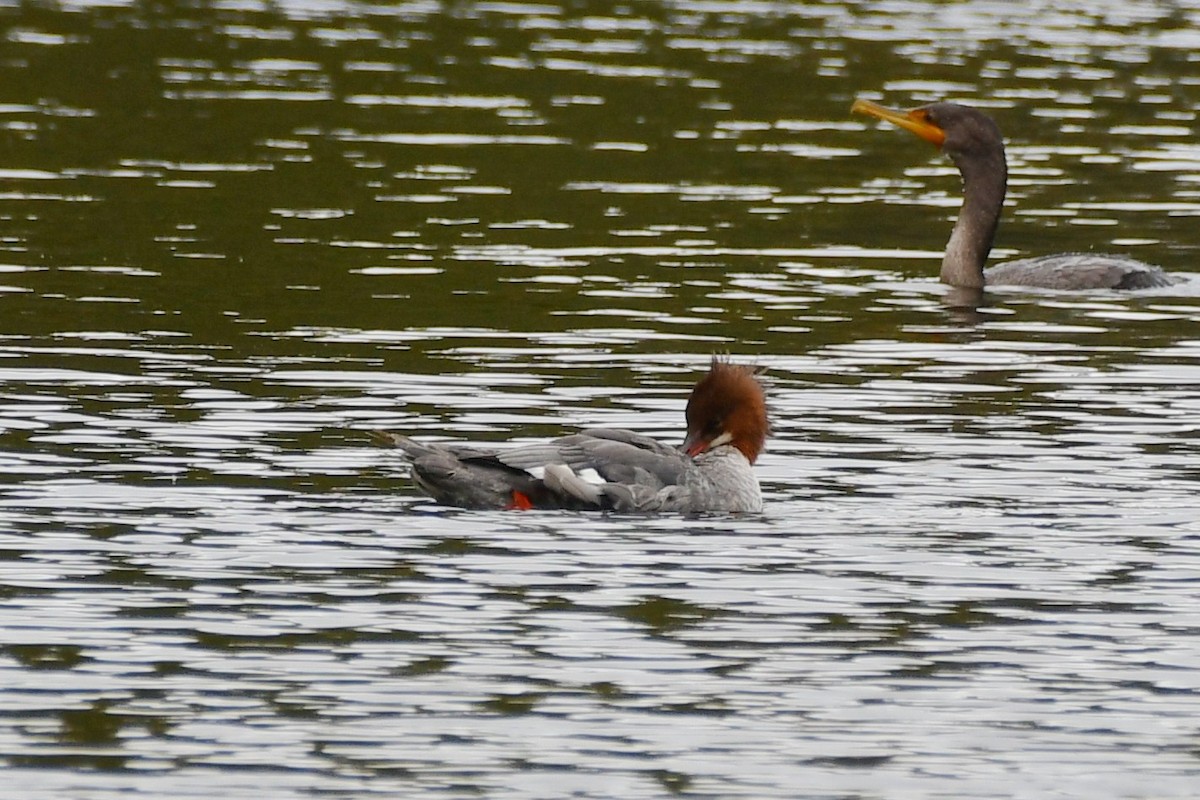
[373,358,767,513]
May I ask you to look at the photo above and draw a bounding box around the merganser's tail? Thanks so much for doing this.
[371,432,552,510]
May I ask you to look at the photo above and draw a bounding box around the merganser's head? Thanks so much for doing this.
[682,357,768,464]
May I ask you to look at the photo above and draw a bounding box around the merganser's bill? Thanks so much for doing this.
[373,358,767,513]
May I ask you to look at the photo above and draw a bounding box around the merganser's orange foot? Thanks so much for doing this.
[508,491,534,511]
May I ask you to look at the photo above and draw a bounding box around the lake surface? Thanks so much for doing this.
[2,0,1200,797]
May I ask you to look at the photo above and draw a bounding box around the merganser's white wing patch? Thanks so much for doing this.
[577,468,604,484]
[543,464,603,505]
[525,465,604,484]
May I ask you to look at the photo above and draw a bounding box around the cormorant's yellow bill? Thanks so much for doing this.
[852,99,946,148]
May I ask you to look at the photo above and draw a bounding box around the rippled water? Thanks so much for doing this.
[3,1,1200,797]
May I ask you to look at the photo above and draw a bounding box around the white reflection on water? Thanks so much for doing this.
[2,465,1199,798]
[4,0,1200,797]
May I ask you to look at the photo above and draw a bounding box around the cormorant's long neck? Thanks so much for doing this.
[941,148,1007,289]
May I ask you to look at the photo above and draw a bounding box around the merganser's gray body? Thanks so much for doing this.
[376,428,762,513]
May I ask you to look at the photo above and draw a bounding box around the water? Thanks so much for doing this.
[2,0,1200,797]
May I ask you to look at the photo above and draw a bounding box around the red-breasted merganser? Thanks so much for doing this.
[852,99,1180,291]
[373,358,767,513]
